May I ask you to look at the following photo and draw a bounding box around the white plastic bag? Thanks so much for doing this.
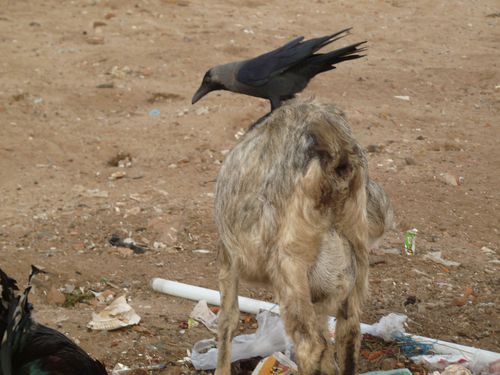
[191,310,288,370]
[362,313,407,341]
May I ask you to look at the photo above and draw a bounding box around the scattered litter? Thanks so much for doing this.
[111,363,130,374]
[153,241,167,250]
[91,290,115,305]
[403,228,417,256]
[412,354,468,370]
[191,311,287,370]
[362,313,407,342]
[440,172,463,186]
[179,318,199,329]
[87,295,141,330]
[439,364,473,375]
[424,251,461,268]
[360,370,412,375]
[189,300,218,333]
[394,96,410,101]
[193,249,211,254]
[234,128,245,139]
[107,152,132,167]
[109,171,127,180]
[154,279,500,373]
[111,363,166,374]
[397,335,433,357]
[149,108,161,117]
[252,352,298,374]
[109,234,147,254]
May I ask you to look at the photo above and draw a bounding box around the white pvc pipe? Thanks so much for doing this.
[151,278,500,365]
[151,278,280,314]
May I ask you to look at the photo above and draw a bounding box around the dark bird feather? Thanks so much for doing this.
[0,267,107,375]
[192,28,366,110]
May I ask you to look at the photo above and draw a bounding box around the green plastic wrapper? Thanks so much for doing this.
[403,228,418,256]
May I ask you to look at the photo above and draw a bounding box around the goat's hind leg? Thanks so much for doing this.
[314,301,339,375]
[335,292,363,375]
[215,243,240,375]
[274,256,332,375]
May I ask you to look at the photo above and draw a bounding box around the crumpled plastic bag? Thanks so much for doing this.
[87,295,141,330]
[191,310,288,370]
[190,299,218,333]
[362,313,407,341]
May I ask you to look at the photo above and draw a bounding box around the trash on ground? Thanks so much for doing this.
[87,295,141,330]
[234,128,245,139]
[412,354,468,370]
[360,369,412,375]
[438,364,473,375]
[440,173,461,186]
[109,171,127,180]
[109,234,147,254]
[394,95,410,101]
[251,352,298,375]
[111,363,167,374]
[191,310,287,370]
[424,251,461,268]
[192,249,211,254]
[153,279,500,373]
[149,108,161,117]
[403,228,417,256]
[179,318,199,330]
[107,152,132,167]
[360,313,407,342]
[190,299,218,333]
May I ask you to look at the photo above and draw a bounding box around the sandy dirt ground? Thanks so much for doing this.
[0,0,499,373]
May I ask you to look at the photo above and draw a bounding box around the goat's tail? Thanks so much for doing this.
[305,103,370,298]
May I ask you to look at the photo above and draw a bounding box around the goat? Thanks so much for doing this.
[214,98,392,375]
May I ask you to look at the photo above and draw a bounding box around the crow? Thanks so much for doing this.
[192,28,366,111]
[0,266,107,375]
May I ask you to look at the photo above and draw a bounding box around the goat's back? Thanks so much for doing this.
[215,98,369,281]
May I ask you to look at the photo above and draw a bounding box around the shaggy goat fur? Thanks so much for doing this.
[214,98,392,375]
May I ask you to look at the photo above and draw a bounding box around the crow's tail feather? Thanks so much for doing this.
[300,41,367,76]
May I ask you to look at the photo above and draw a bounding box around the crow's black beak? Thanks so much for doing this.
[192,83,213,105]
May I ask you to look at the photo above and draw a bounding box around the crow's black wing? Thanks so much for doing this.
[237,28,351,86]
